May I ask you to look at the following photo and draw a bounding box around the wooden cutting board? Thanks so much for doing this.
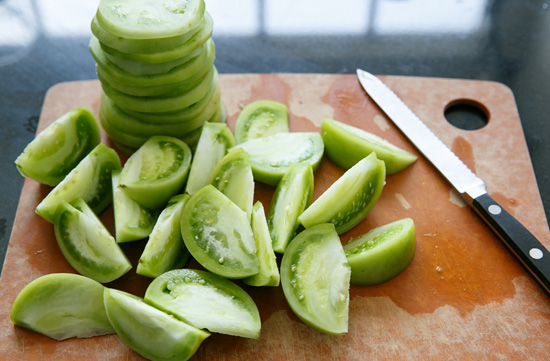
[1,74,550,360]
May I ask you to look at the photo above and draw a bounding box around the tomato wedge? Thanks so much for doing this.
[234,100,289,144]
[281,224,351,335]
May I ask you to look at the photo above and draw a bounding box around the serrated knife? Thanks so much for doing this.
[356,68,550,296]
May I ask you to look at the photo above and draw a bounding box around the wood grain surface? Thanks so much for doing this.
[1,74,549,360]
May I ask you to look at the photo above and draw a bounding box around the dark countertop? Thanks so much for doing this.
[1,0,549,271]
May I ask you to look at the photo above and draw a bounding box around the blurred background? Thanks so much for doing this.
[1,0,549,270]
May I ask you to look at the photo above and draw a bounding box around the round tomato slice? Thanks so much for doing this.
[298,152,386,234]
[180,185,259,279]
[281,224,351,335]
[15,107,100,186]
[104,288,209,361]
[144,269,261,339]
[10,273,114,341]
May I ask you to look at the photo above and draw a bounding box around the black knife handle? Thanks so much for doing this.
[472,193,550,295]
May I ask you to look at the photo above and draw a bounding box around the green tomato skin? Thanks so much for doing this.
[321,118,417,175]
[15,107,101,186]
[268,162,314,253]
[137,194,191,278]
[281,224,351,335]
[10,273,114,341]
[234,100,289,144]
[35,143,121,223]
[144,269,261,339]
[243,201,281,287]
[54,198,132,283]
[104,288,209,361]
[344,218,416,286]
[118,136,192,210]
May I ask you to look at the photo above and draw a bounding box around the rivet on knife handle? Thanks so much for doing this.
[356,68,550,296]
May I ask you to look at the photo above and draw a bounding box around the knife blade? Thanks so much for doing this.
[356,68,550,296]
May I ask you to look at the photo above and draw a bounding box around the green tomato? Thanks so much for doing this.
[144,269,261,339]
[243,201,280,287]
[321,118,417,175]
[95,0,206,39]
[104,288,209,361]
[281,224,351,335]
[180,185,259,279]
[234,100,289,144]
[268,162,314,253]
[35,143,121,223]
[112,170,158,243]
[53,198,132,283]
[344,218,416,285]
[298,152,386,234]
[137,194,191,278]
[10,273,114,341]
[118,136,192,209]
[208,148,254,220]
[15,107,100,186]
[185,122,235,195]
[230,132,324,186]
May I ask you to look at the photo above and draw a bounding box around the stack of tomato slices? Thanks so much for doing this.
[89,0,223,154]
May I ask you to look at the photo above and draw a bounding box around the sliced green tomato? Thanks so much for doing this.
[100,65,217,113]
[91,35,215,87]
[281,224,351,335]
[243,202,280,287]
[99,12,213,64]
[321,118,417,175]
[144,269,261,339]
[90,14,203,55]
[230,132,324,186]
[180,185,259,278]
[344,218,416,285]
[95,0,206,40]
[35,143,121,223]
[112,170,158,243]
[268,162,314,253]
[118,136,192,209]
[137,194,191,278]
[185,122,235,195]
[15,107,100,186]
[208,148,254,220]
[10,273,114,341]
[104,288,209,361]
[298,153,386,235]
[234,100,289,144]
[54,198,132,283]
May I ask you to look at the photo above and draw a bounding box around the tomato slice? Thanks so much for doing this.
[268,162,314,253]
[144,269,261,339]
[298,153,386,234]
[104,288,209,360]
[243,201,280,287]
[111,170,158,243]
[185,122,235,195]
[118,136,192,209]
[35,143,121,223]
[54,198,132,283]
[281,224,351,335]
[322,118,417,175]
[230,132,324,186]
[15,107,100,186]
[10,273,114,341]
[344,218,416,285]
[137,194,191,278]
[208,148,254,220]
[180,185,259,278]
[234,100,289,144]
[95,0,206,40]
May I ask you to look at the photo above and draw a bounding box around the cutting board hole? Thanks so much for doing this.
[444,100,489,130]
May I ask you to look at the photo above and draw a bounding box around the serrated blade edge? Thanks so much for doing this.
[356,69,486,199]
